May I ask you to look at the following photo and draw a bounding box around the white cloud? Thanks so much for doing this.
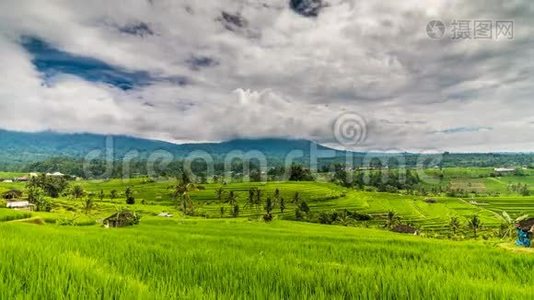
[0,0,533,152]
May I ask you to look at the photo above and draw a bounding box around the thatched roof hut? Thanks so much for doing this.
[518,218,534,232]
[392,224,418,234]
[2,189,23,200]
[103,211,140,228]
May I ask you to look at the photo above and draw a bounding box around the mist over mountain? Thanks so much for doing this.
[0,129,337,166]
[1,129,534,175]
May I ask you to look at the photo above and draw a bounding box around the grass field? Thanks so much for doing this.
[1,218,534,299]
[2,170,534,299]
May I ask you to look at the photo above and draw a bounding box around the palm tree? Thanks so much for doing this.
[231,204,240,218]
[255,189,262,209]
[216,187,224,202]
[385,211,400,228]
[279,197,286,213]
[225,191,238,206]
[83,195,94,214]
[449,216,461,236]
[500,211,528,238]
[71,185,85,199]
[109,189,117,200]
[291,192,301,204]
[468,215,481,238]
[173,174,198,215]
[274,188,281,207]
[125,187,135,205]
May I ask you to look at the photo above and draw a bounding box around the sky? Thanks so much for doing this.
[0,0,533,152]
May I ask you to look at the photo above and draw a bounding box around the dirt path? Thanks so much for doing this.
[498,242,534,254]
[458,197,504,221]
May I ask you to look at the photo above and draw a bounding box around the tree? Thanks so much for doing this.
[264,197,273,222]
[279,197,286,213]
[225,191,238,206]
[288,164,313,181]
[219,206,225,217]
[125,187,135,205]
[295,208,304,220]
[333,168,352,187]
[71,185,85,199]
[109,189,118,200]
[27,185,40,204]
[232,204,240,218]
[385,211,400,228]
[216,187,224,202]
[28,174,69,198]
[26,186,51,212]
[246,188,256,209]
[291,192,301,204]
[468,215,481,238]
[449,216,461,236]
[264,197,273,214]
[98,189,105,201]
[173,174,197,215]
[83,195,94,214]
[295,201,310,221]
[274,188,281,207]
[255,189,262,209]
[298,201,310,214]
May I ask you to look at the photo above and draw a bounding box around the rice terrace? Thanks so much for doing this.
[2,165,534,299]
[1,0,534,299]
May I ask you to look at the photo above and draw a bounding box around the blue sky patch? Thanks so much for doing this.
[21,37,186,90]
[432,126,493,134]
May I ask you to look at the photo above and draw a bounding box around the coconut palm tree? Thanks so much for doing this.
[468,215,481,238]
[225,191,238,206]
[449,216,461,236]
[385,211,400,228]
[216,187,224,202]
[173,174,198,215]
[71,185,85,199]
[291,192,301,204]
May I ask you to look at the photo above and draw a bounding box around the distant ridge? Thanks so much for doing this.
[0,129,337,164]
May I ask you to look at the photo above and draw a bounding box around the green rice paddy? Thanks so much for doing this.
[2,168,534,298]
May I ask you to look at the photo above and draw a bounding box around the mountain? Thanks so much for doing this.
[0,129,337,166]
[2,130,532,172]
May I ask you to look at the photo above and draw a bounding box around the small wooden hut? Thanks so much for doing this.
[392,224,418,235]
[103,211,140,228]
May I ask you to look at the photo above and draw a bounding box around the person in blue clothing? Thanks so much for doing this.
[515,224,532,247]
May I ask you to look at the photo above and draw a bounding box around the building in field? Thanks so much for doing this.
[2,189,23,200]
[46,172,65,177]
[15,176,29,182]
[103,211,140,228]
[494,167,516,173]
[6,200,33,210]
